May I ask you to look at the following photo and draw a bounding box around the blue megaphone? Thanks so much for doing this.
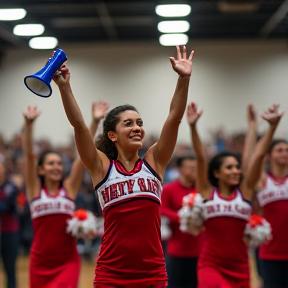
[24,48,68,97]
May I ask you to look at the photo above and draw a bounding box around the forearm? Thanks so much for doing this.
[190,124,206,161]
[23,122,34,156]
[169,76,190,121]
[255,124,278,158]
[58,84,86,129]
[89,119,101,139]
[161,207,179,224]
[242,122,257,172]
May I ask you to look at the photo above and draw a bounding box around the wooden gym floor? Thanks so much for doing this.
[0,253,262,288]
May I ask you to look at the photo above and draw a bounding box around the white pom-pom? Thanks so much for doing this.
[67,209,98,239]
[161,216,172,240]
[178,193,204,236]
[244,215,272,248]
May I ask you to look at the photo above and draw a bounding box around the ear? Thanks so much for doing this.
[107,131,117,143]
[213,170,220,179]
[37,166,44,176]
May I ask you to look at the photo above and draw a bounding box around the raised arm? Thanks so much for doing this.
[241,104,257,175]
[53,66,110,186]
[64,101,109,199]
[22,106,41,201]
[187,102,211,198]
[241,104,283,200]
[146,46,194,179]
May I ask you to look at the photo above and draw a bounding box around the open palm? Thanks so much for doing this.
[23,106,41,123]
[92,101,109,121]
[169,46,194,77]
[187,102,202,125]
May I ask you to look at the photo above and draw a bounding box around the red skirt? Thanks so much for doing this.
[29,253,81,288]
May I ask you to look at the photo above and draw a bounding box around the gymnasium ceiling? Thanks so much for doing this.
[0,0,287,48]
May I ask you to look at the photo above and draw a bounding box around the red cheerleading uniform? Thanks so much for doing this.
[257,174,288,260]
[94,159,167,287]
[29,187,80,288]
[197,189,251,288]
[161,180,204,258]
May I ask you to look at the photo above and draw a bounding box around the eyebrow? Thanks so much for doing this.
[123,118,142,122]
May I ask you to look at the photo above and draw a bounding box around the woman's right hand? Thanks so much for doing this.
[261,104,283,127]
[23,106,41,124]
[187,102,203,126]
[52,64,71,87]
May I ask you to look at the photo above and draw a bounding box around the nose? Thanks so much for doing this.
[132,124,141,132]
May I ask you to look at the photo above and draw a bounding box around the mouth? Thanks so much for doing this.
[129,134,142,141]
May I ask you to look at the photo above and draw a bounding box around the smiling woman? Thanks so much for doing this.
[22,102,108,288]
[187,101,283,288]
[51,45,194,287]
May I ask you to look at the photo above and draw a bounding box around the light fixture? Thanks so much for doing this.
[158,20,190,33]
[155,4,191,17]
[0,8,26,21]
[13,24,45,36]
[29,37,58,49]
[218,1,259,13]
[159,34,189,46]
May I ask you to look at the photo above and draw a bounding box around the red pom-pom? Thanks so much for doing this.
[249,214,263,228]
[185,193,197,208]
[74,209,88,221]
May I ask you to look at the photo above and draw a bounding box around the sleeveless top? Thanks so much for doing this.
[257,174,288,260]
[198,189,251,280]
[30,187,78,263]
[94,158,167,285]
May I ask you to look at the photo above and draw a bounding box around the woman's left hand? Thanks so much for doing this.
[169,45,194,78]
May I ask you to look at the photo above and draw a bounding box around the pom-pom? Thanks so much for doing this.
[67,209,98,239]
[244,214,272,248]
[161,216,172,240]
[178,193,204,236]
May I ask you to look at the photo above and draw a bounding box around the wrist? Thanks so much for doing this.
[178,75,191,80]
[58,82,72,92]
[92,118,101,124]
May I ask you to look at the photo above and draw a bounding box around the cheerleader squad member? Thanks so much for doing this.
[0,162,19,288]
[161,155,204,288]
[52,45,194,287]
[187,102,282,288]
[257,137,288,287]
[23,101,108,288]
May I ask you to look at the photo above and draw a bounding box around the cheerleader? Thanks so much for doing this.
[187,102,282,288]
[257,137,288,287]
[23,101,108,288]
[52,46,194,287]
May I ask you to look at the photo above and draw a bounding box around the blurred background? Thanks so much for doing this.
[0,0,288,287]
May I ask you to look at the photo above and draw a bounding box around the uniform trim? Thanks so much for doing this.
[143,158,162,182]
[94,161,113,191]
[103,191,161,210]
[114,158,142,176]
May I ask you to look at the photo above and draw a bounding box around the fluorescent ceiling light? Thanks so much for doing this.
[0,8,26,21]
[155,4,191,17]
[158,21,190,33]
[13,24,45,36]
[159,34,189,46]
[29,37,58,49]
